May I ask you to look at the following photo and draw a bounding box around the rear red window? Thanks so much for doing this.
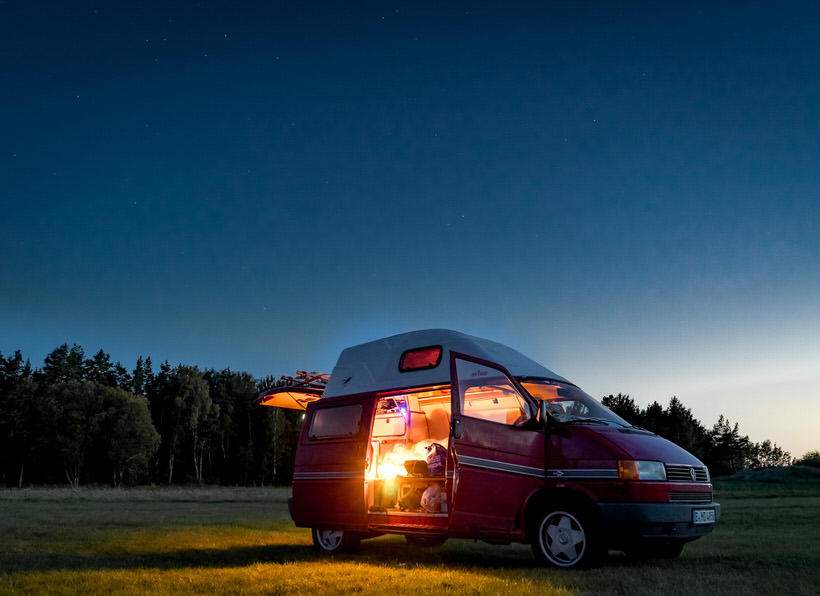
[399,346,442,372]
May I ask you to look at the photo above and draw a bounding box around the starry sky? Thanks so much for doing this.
[2,2,819,458]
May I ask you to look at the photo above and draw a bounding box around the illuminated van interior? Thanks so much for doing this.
[366,386,451,515]
[364,376,532,516]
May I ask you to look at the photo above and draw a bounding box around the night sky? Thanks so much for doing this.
[2,2,818,457]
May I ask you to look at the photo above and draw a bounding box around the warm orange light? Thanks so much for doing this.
[618,460,640,480]
[369,439,445,480]
[379,460,408,479]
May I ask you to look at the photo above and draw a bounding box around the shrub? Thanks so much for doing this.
[796,450,820,468]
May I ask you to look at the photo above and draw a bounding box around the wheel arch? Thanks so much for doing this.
[523,487,602,542]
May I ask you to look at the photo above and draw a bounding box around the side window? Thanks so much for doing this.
[308,404,363,439]
[455,358,532,426]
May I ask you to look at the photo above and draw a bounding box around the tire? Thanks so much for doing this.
[311,528,362,553]
[625,540,684,560]
[405,534,447,548]
[531,506,603,569]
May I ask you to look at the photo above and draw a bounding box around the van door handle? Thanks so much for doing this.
[451,418,462,439]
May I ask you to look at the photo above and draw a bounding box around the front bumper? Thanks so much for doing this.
[598,501,721,542]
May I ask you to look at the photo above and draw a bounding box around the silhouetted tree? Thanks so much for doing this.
[796,451,820,468]
[642,401,665,433]
[707,415,753,475]
[0,351,34,486]
[748,440,792,469]
[49,381,103,488]
[0,374,43,487]
[203,368,258,483]
[98,385,160,486]
[40,344,85,384]
[660,397,709,460]
[152,365,213,484]
[131,356,153,396]
[85,349,115,386]
[0,350,32,391]
[601,393,641,425]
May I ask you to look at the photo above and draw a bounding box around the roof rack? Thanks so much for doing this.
[279,371,329,390]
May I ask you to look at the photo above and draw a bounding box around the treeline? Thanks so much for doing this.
[0,344,808,488]
[0,345,303,488]
[601,394,793,476]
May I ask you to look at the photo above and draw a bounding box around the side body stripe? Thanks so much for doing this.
[456,454,618,480]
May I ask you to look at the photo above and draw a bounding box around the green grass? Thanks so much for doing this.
[1,481,819,595]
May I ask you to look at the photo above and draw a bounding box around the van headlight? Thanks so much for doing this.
[618,460,667,481]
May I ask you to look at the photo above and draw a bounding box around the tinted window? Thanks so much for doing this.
[309,404,363,439]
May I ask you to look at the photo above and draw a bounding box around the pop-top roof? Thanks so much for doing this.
[322,328,567,399]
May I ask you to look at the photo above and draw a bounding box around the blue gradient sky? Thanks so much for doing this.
[2,2,818,457]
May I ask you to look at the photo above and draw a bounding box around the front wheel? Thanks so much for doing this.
[311,528,362,553]
[531,507,602,569]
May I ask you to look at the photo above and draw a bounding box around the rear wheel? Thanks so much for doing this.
[311,528,362,553]
[531,506,602,569]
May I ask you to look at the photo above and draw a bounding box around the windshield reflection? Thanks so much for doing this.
[519,379,630,428]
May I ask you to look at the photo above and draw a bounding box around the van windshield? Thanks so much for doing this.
[519,379,630,428]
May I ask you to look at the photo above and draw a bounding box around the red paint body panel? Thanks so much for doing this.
[290,394,375,530]
[449,415,543,534]
[594,427,705,466]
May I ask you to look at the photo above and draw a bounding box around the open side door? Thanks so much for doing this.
[449,353,544,534]
[291,394,377,530]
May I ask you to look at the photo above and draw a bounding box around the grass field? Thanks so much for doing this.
[1,477,819,595]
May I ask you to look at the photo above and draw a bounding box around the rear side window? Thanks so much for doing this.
[309,404,363,439]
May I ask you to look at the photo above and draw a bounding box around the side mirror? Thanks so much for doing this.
[539,400,548,425]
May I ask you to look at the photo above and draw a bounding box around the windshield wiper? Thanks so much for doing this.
[566,417,611,426]
[566,417,631,428]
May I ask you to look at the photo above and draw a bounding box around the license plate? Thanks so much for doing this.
[693,509,716,525]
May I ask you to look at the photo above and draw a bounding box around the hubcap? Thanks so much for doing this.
[541,512,586,566]
[317,529,343,550]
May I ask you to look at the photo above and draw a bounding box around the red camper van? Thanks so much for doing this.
[257,329,719,568]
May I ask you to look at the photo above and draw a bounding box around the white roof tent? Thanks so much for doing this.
[257,329,568,409]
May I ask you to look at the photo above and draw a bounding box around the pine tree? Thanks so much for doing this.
[708,415,753,475]
[41,344,85,383]
[601,393,641,425]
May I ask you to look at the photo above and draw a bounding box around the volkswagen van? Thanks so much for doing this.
[257,329,719,568]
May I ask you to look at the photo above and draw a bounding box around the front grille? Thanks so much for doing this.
[665,464,710,483]
[669,490,713,503]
